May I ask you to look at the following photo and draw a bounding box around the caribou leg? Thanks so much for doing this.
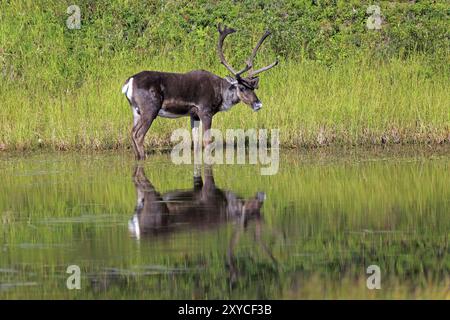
[192,115,202,190]
[130,103,141,158]
[200,115,212,147]
[131,90,162,160]
[190,114,201,152]
[133,112,158,160]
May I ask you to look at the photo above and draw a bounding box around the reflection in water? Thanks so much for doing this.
[1,151,448,298]
[128,165,277,287]
[129,165,266,238]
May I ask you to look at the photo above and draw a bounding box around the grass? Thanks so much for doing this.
[0,1,449,152]
[0,54,449,152]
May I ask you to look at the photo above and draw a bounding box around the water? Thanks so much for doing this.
[0,148,449,299]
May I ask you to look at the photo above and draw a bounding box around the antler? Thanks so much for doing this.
[217,24,251,78]
[217,25,278,79]
[248,59,279,77]
[247,30,278,77]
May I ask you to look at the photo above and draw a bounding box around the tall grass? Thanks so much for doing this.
[1,54,448,151]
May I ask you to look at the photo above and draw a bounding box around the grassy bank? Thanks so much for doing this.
[1,55,448,151]
[0,1,449,151]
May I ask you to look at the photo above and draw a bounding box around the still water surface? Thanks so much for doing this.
[0,148,449,299]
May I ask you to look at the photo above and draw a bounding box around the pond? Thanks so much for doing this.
[0,147,449,299]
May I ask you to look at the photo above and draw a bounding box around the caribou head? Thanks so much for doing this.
[217,24,278,111]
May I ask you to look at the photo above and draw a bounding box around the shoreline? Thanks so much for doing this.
[1,143,449,160]
[1,127,449,153]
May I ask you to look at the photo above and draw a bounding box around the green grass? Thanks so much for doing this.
[1,54,449,151]
[0,1,449,151]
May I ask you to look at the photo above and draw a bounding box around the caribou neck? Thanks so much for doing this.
[219,77,240,112]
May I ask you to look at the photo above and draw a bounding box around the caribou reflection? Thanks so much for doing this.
[128,166,277,288]
[128,166,266,238]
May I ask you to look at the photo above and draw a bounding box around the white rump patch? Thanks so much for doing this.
[122,77,134,100]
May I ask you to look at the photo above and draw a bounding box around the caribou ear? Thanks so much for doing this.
[250,77,260,89]
[225,76,238,85]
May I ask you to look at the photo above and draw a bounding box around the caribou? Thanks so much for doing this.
[122,25,278,160]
